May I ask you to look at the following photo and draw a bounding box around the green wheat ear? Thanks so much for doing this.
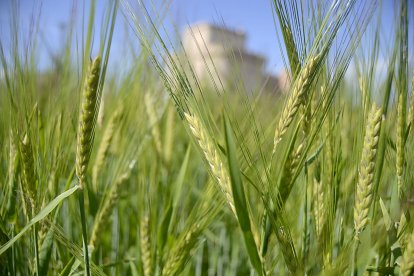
[76,56,101,189]
[162,223,202,276]
[20,133,37,216]
[89,161,135,249]
[273,53,320,154]
[184,111,236,215]
[354,103,382,239]
[92,105,123,189]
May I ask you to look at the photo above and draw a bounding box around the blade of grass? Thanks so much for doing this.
[223,114,263,275]
[0,185,80,255]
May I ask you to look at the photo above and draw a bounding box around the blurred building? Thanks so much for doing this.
[181,22,286,94]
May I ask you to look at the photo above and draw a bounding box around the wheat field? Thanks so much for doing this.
[0,0,414,275]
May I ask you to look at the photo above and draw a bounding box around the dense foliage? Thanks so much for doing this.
[0,0,413,275]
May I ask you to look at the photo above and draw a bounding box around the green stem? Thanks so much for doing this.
[11,226,15,276]
[33,223,40,275]
[353,240,360,276]
[78,189,91,276]
[302,177,309,269]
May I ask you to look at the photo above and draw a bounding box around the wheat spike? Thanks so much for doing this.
[37,200,49,245]
[76,56,101,189]
[313,178,325,237]
[89,160,134,248]
[7,132,18,209]
[162,223,201,276]
[273,54,320,154]
[8,132,17,185]
[184,112,236,215]
[140,214,152,276]
[20,133,37,216]
[92,106,122,188]
[354,104,382,239]
[274,225,298,273]
[300,100,312,140]
[277,142,304,205]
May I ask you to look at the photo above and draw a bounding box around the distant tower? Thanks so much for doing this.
[181,22,280,94]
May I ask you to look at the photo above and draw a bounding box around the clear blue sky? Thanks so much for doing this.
[0,0,408,77]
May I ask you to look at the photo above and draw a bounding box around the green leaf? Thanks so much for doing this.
[59,256,75,276]
[223,115,263,275]
[173,145,191,207]
[379,198,392,231]
[305,142,324,167]
[260,211,272,257]
[0,185,80,256]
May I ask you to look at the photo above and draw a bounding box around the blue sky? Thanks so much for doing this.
[0,0,408,77]
[166,0,280,72]
[0,0,280,73]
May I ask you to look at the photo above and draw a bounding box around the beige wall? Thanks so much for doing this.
[181,22,281,94]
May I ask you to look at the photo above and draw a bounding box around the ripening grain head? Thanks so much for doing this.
[20,133,37,215]
[273,54,320,154]
[184,112,236,215]
[354,104,382,239]
[89,161,134,248]
[92,106,123,189]
[76,56,101,189]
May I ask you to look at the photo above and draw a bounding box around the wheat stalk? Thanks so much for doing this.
[358,76,369,116]
[140,214,152,276]
[184,112,236,215]
[273,54,320,154]
[76,56,101,189]
[354,104,382,239]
